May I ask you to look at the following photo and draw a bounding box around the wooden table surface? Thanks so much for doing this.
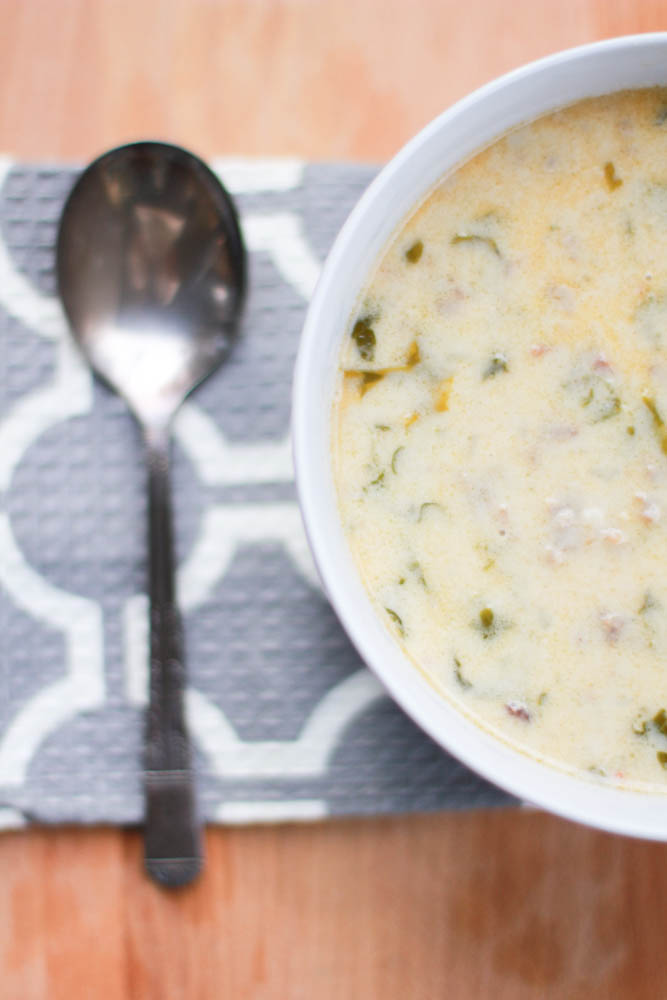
[2,1,667,997]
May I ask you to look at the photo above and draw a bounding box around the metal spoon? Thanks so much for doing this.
[56,142,247,887]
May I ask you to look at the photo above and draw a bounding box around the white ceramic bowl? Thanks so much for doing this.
[293,33,667,838]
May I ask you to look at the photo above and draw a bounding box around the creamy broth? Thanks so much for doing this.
[333,89,667,789]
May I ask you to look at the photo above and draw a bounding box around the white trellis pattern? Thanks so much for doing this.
[0,160,511,828]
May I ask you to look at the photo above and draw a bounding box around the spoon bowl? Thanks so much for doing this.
[57,142,247,886]
[58,142,246,426]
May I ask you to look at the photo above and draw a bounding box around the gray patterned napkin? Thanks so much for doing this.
[0,158,515,828]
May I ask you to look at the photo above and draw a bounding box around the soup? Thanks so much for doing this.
[333,89,667,789]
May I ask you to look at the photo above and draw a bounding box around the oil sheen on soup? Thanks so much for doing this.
[333,89,667,790]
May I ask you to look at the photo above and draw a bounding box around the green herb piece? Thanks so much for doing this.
[657,751,667,769]
[604,161,623,191]
[653,709,667,735]
[369,470,385,488]
[452,233,501,257]
[417,501,442,522]
[538,692,548,706]
[577,375,621,422]
[639,592,658,614]
[483,353,508,379]
[588,764,607,777]
[627,426,635,436]
[346,338,421,396]
[351,316,376,361]
[360,371,384,395]
[632,716,649,736]
[473,608,511,639]
[375,424,390,432]
[453,656,472,690]
[642,394,667,454]
[385,607,405,636]
[337,367,382,393]
[398,577,406,585]
[405,240,423,263]
[408,560,427,588]
[598,392,621,421]
[478,607,496,639]
[643,394,663,426]
[391,446,404,474]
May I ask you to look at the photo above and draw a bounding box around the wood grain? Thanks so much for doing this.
[2,0,667,996]
[1,812,667,999]
[1,0,665,163]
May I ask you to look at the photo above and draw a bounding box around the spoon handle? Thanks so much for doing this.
[143,425,202,888]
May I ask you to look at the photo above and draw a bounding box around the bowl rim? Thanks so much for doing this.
[293,32,667,839]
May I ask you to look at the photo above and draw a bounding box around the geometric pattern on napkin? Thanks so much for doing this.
[0,159,515,829]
